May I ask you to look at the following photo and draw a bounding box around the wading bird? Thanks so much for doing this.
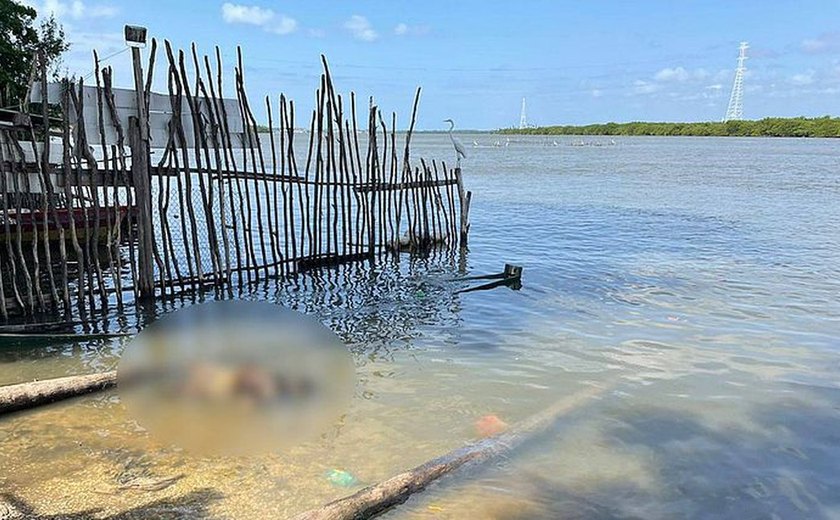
[444,118,467,166]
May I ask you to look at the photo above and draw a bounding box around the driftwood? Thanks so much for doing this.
[0,371,602,520]
[0,370,117,416]
[293,384,606,520]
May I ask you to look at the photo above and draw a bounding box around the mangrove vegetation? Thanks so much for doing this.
[501,117,840,138]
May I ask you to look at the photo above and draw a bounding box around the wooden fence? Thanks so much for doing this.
[0,41,471,321]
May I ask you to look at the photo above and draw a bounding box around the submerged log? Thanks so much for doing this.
[0,370,117,416]
[454,264,523,294]
[294,384,606,520]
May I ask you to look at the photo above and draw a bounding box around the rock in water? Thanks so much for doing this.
[325,469,357,487]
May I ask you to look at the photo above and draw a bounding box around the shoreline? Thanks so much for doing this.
[498,116,840,138]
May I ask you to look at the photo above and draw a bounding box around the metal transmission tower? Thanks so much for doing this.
[519,97,528,129]
[723,42,749,122]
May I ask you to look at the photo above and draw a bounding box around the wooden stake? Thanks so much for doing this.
[130,45,156,299]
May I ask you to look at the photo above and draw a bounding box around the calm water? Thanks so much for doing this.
[1,135,839,519]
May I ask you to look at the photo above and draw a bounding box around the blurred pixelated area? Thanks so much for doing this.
[118,301,355,456]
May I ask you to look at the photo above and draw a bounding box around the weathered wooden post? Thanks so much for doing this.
[126,25,156,299]
[455,167,471,248]
[367,100,377,258]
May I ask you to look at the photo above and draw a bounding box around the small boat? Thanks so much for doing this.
[0,205,135,242]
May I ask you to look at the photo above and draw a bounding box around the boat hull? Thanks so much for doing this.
[0,206,135,242]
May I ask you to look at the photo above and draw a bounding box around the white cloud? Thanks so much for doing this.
[701,84,724,100]
[221,3,298,36]
[693,68,710,80]
[345,15,377,41]
[632,66,730,101]
[45,29,127,83]
[591,89,602,98]
[221,3,274,25]
[801,32,840,54]
[800,39,822,53]
[41,0,116,19]
[633,80,660,95]
[22,0,119,82]
[713,69,732,82]
[393,22,428,37]
[654,66,710,83]
[270,15,298,35]
[790,71,815,86]
[655,66,689,82]
[82,3,115,17]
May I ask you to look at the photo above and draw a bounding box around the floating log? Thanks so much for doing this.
[293,384,606,520]
[450,263,523,283]
[0,370,117,416]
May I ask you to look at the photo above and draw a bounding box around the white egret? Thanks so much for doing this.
[443,118,467,166]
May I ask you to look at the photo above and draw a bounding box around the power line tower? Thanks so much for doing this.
[723,42,748,122]
[519,97,527,129]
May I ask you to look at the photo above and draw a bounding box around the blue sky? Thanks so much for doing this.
[22,0,840,129]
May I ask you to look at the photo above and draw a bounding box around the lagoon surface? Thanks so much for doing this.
[1,135,839,518]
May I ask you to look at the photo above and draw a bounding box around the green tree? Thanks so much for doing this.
[500,117,840,138]
[0,0,69,109]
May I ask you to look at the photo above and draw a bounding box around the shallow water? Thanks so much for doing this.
[1,135,839,519]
